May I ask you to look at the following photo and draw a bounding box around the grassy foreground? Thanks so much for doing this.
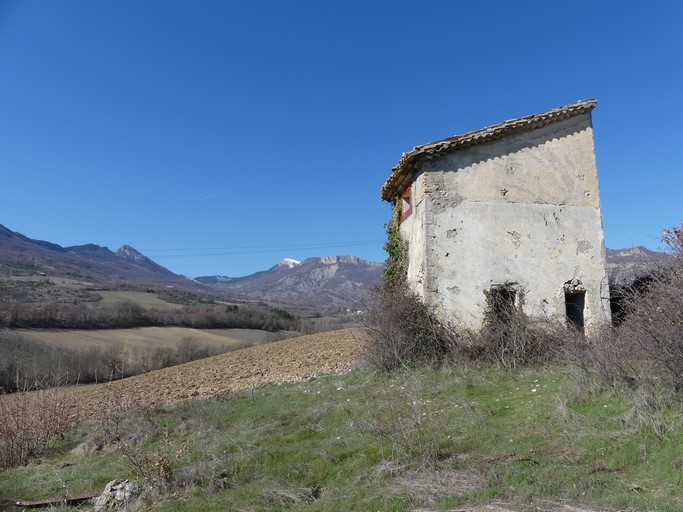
[1,365,682,511]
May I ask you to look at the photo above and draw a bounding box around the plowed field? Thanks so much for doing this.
[59,328,368,419]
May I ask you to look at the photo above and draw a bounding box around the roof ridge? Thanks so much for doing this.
[381,99,597,201]
[432,99,596,149]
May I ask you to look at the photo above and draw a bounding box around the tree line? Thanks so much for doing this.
[0,329,235,393]
[0,300,298,331]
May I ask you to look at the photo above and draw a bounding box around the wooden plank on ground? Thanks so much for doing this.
[14,492,100,508]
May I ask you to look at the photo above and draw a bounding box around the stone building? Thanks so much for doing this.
[381,100,611,331]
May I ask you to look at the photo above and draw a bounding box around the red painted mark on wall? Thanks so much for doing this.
[400,185,413,223]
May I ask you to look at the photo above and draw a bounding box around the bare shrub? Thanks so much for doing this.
[0,384,79,468]
[609,274,662,326]
[663,222,683,253]
[97,388,140,446]
[566,327,683,436]
[118,428,188,492]
[567,325,645,394]
[617,257,683,392]
[566,224,683,432]
[469,285,570,369]
[476,313,569,370]
[364,281,458,371]
[365,280,573,372]
[93,391,188,493]
[578,225,683,395]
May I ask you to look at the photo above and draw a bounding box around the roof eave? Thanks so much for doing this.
[381,99,597,202]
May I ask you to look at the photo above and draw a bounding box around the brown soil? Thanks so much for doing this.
[60,328,368,420]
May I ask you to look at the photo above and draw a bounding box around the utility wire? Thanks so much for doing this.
[144,241,384,259]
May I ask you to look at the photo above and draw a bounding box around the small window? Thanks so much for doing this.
[400,186,413,223]
[486,286,517,325]
[565,292,585,332]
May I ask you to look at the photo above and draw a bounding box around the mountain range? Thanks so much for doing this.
[0,224,207,290]
[605,246,671,285]
[195,256,384,309]
[0,224,383,308]
[0,224,671,309]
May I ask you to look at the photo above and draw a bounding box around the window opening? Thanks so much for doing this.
[400,186,413,223]
[486,286,517,325]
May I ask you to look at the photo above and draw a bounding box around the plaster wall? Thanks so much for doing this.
[402,113,611,329]
[400,173,429,298]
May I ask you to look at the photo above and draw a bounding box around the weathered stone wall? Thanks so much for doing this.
[400,113,611,329]
[400,173,428,298]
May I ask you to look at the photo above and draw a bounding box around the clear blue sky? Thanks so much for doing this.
[1,1,681,277]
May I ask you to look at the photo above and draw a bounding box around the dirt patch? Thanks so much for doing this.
[55,328,368,420]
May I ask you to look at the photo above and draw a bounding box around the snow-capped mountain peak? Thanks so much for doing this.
[278,258,301,268]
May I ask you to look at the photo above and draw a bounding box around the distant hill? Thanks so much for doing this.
[195,256,384,309]
[0,224,207,290]
[605,246,670,285]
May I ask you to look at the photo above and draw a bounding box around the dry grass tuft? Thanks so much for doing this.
[262,483,320,508]
[393,467,482,503]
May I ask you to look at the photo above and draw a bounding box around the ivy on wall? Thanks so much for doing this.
[382,201,409,286]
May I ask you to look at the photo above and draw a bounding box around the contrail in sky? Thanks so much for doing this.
[199,190,228,201]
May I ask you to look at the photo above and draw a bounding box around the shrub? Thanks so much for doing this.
[365,279,573,372]
[615,256,683,392]
[570,222,683,398]
[475,287,568,369]
[0,385,78,468]
[364,281,458,371]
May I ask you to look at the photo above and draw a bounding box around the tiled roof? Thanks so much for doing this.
[381,99,597,201]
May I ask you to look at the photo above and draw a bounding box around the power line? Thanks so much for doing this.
[141,240,382,252]
[145,241,384,259]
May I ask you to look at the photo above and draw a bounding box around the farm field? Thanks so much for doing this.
[202,328,293,343]
[94,290,183,310]
[4,328,367,418]
[17,326,284,352]
[0,276,94,287]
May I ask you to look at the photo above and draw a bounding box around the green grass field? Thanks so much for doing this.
[2,365,682,511]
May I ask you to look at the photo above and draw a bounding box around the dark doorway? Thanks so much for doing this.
[565,292,585,332]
